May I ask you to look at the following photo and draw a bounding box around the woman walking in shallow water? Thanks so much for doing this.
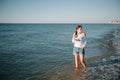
[72,25,87,71]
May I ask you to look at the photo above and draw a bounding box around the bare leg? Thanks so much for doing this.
[74,54,79,69]
[79,54,86,70]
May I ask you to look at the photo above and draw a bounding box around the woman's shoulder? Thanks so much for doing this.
[82,32,86,36]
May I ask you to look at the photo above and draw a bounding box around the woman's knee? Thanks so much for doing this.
[80,59,84,63]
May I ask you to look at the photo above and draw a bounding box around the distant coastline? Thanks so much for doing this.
[108,21,120,24]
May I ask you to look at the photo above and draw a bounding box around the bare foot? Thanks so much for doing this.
[81,68,86,73]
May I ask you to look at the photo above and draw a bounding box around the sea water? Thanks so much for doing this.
[0,24,120,80]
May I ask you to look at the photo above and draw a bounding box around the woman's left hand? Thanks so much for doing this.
[80,46,84,49]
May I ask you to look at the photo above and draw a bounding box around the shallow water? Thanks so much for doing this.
[0,24,120,80]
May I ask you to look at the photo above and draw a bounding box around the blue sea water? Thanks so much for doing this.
[0,24,120,80]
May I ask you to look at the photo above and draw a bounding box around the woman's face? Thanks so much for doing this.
[77,27,82,33]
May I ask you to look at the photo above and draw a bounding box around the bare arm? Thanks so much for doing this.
[72,33,76,43]
[80,32,87,49]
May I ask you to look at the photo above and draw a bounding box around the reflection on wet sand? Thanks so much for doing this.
[73,68,86,80]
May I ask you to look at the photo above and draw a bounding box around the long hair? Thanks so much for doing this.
[75,25,82,35]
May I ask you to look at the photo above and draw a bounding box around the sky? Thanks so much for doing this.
[0,0,120,23]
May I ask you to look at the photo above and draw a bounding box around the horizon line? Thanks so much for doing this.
[0,22,112,24]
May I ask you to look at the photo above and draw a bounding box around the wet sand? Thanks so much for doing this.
[46,57,120,80]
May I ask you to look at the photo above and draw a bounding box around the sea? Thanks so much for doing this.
[0,24,120,80]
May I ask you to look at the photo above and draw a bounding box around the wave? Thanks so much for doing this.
[88,57,120,67]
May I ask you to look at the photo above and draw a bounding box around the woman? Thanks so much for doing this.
[72,25,87,71]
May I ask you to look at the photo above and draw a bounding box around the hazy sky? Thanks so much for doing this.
[0,0,120,23]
